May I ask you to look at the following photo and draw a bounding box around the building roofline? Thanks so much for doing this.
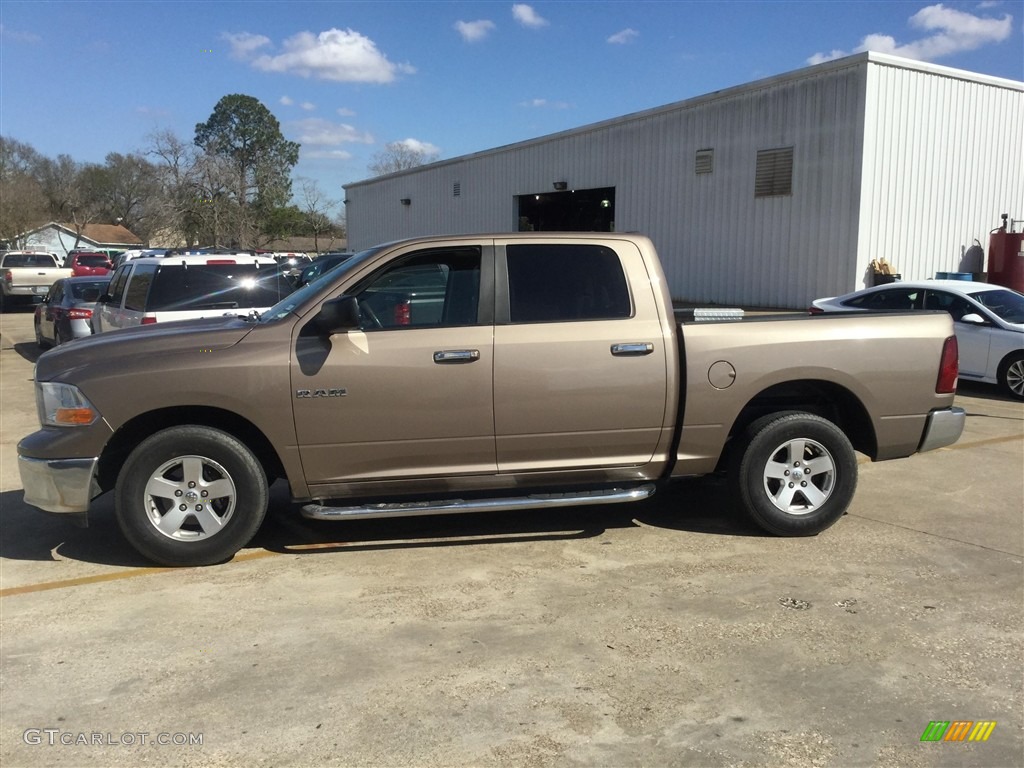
[344,52,1023,192]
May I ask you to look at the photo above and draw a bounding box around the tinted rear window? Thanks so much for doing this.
[146,263,294,311]
[506,244,632,323]
[69,280,109,300]
[3,254,55,268]
[76,253,109,266]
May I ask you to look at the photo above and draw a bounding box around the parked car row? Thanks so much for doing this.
[810,280,1024,399]
[28,249,1023,403]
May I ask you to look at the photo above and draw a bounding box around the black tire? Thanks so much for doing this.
[997,352,1024,401]
[732,412,857,536]
[114,426,268,566]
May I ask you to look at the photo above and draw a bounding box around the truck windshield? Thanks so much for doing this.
[258,246,385,323]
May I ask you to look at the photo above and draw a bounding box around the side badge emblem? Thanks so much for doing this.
[296,388,348,398]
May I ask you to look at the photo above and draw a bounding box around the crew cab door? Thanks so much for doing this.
[293,244,497,486]
[492,239,670,472]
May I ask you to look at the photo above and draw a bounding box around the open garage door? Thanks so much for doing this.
[517,187,615,232]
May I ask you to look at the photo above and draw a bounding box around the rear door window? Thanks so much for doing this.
[505,244,632,323]
[106,266,131,306]
[843,288,923,311]
[124,264,157,312]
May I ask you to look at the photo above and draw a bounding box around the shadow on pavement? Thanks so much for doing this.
[1,477,765,569]
[957,380,1021,405]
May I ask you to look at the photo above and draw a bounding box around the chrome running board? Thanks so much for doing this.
[301,484,656,521]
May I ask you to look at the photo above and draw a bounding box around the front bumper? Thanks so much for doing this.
[19,456,100,514]
[918,407,967,453]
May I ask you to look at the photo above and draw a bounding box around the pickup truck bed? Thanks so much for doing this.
[1,252,72,308]
[18,233,964,566]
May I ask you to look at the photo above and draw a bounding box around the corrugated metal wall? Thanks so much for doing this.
[345,54,1023,308]
[858,62,1024,284]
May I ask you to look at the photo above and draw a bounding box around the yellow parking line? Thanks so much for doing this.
[0,549,280,598]
[857,433,1022,464]
[938,434,1023,451]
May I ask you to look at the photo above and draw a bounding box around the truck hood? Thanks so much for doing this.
[35,315,255,382]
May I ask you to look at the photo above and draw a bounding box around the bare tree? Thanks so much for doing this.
[91,152,161,241]
[0,136,47,247]
[368,141,439,177]
[296,177,339,253]
[37,154,104,249]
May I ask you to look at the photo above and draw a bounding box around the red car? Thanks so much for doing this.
[65,251,113,276]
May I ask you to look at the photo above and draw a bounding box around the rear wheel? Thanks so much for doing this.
[998,352,1024,400]
[114,426,268,566]
[733,412,857,536]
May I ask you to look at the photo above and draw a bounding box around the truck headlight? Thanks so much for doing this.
[36,382,100,427]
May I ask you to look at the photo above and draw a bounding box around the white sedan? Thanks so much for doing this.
[811,280,1024,400]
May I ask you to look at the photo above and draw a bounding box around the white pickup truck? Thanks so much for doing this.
[0,251,71,310]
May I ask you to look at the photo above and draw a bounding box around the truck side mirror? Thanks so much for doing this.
[315,295,361,334]
[97,293,112,304]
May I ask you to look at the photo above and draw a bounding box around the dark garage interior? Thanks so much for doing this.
[517,187,615,232]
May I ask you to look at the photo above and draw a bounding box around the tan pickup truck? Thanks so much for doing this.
[0,251,71,309]
[18,233,965,566]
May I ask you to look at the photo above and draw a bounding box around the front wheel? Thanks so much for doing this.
[998,352,1024,400]
[733,412,857,536]
[114,426,268,566]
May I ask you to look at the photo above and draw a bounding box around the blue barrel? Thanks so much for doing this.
[935,271,950,279]
[948,272,972,281]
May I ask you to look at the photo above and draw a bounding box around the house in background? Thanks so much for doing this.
[21,222,143,260]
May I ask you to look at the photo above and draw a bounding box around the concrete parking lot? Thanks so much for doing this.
[1,306,1021,767]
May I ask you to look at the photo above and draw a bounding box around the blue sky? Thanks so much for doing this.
[1,1,1021,217]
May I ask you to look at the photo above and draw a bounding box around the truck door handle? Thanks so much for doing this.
[611,343,654,356]
[433,349,480,364]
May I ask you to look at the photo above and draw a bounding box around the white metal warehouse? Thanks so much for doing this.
[342,52,1023,309]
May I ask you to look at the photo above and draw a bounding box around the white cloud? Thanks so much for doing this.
[0,24,42,43]
[513,4,548,29]
[223,31,271,59]
[228,28,415,83]
[608,28,639,45]
[280,95,294,106]
[290,118,375,146]
[455,19,496,42]
[395,138,441,155]
[303,149,354,160]
[301,101,316,111]
[808,3,1013,64]
[519,98,571,109]
[337,107,356,117]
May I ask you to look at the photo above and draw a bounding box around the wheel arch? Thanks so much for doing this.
[722,379,876,465]
[97,407,286,492]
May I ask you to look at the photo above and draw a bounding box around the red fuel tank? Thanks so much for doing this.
[988,227,1024,294]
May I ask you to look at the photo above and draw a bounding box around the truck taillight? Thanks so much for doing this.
[141,317,158,325]
[67,308,92,320]
[936,335,959,394]
[394,300,411,326]
[807,306,824,315]
[3,270,11,285]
